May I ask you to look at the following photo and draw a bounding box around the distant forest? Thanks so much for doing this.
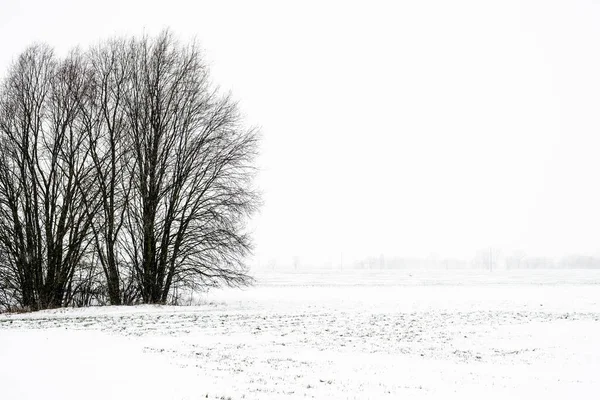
[258,253,600,270]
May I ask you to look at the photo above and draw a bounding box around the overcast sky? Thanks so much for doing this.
[2,0,600,264]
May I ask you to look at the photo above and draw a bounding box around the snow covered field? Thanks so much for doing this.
[1,269,600,399]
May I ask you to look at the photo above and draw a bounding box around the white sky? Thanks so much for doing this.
[2,0,600,264]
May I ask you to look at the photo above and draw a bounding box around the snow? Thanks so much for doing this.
[1,269,600,399]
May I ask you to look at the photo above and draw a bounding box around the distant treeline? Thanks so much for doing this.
[258,254,600,270]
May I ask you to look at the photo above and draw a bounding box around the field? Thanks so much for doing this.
[1,269,600,399]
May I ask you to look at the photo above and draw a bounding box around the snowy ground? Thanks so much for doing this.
[1,269,600,399]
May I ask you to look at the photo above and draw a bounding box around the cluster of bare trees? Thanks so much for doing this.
[0,30,259,311]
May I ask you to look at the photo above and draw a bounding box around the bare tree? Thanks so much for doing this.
[81,39,137,305]
[472,248,502,271]
[120,31,259,303]
[506,250,526,270]
[0,45,96,310]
